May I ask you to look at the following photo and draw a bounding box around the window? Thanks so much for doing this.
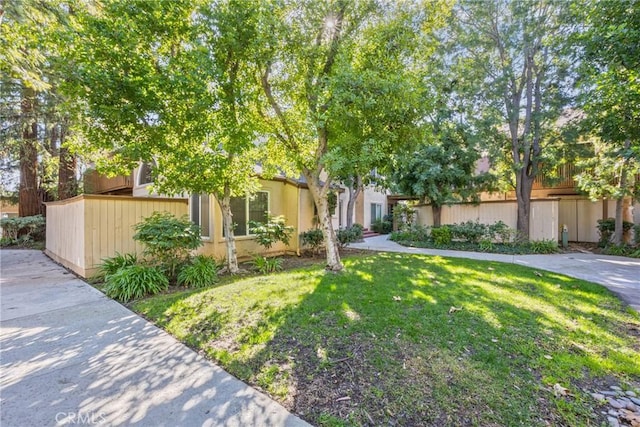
[190,194,210,239]
[370,203,382,225]
[138,162,155,186]
[227,192,269,237]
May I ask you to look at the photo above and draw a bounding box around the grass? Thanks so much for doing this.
[133,253,640,426]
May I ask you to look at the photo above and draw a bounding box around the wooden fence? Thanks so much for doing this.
[45,195,187,277]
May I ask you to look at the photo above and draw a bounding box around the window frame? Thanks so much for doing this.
[137,161,156,186]
[224,191,270,238]
[190,193,211,240]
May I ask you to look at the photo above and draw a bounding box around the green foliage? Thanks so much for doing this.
[430,226,452,246]
[336,225,364,248]
[527,239,558,254]
[449,221,487,243]
[635,224,640,246]
[390,224,431,243]
[133,212,202,280]
[97,252,138,279]
[178,255,219,288]
[596,218,634,247]
[251,255,283,274]
[300,229,324,254]
[487,221,513,243]
[0,215,45,244]
[392,204,417,231]
[371,219,392,234]
[104,265,168,302]
[248,215,294,250]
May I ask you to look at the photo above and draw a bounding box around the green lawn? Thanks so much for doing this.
[133,253,640,426]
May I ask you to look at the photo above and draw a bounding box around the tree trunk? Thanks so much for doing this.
[219,185,239,274]
[514,168,534,241]
[432,205,442,227]
[345,175,362,228]
[303,170,343,272]
[612,139,631,245]
[57,123,77,200]
[19,87,40,217]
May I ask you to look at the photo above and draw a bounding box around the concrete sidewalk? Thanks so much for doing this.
[0,250,309,427]
[351,235,640,312]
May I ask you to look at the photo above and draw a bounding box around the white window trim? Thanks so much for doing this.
[190,194,212,241]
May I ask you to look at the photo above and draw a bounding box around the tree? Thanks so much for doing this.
[65,0,267,273]
[391,121,488,227]
[572,0,640,245]
[257,0,449,270]
[1,0,79,216]
[450,0,572,240]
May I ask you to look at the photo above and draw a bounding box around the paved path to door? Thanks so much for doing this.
[351,235,640,312]
[0,250,309,427]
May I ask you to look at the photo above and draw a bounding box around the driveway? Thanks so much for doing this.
[0,250,309,427]
[351,235,640,312]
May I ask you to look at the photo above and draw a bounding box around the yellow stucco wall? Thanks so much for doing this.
[198,179,317,260]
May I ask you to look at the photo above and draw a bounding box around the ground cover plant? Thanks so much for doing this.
[133,253,640,426]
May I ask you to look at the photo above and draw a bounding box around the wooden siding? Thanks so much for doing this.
[83,170,134,195]
[416,199,558,241]
[45,195,187,277]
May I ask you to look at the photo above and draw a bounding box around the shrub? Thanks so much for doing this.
[337,225,363,248]
[249,215,294,250]
[487,221,513,243]
[133,212,202,280]
[528,239,558,254]
[479,238,495,252]
[449,221,487,243]
[634,224,640,246]
[0,215,45,244]
[393,204,417,231]
[596,218,634,247]
[371,219,392,234]
[103,265,168,302]
[390,224,430,243]
[178,255,219,288]
[251,255,283,274]
[431,226,452,246]
[300,229,324,254]
[97,252,138,279]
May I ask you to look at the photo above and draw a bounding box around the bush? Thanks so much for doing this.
[97,252,138,279]
[487,221,513,243]
[596,218,634,247]
[178,255,219,288]
[390,224,430,243]
[337,225,363,248]
[103,265,168,302]
[528,239,558,254]
[251,255,283,274]
[431,226,452,245]
[133,212,202,280]
[300,229,324,254]
[371,219,392,234]
[249,215,294,250]
[0,215,45,244]
[449,221,487,243]
[634,224,640,246]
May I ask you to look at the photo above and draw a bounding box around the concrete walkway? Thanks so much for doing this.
[351,235,640,312]
[0,250,309,427]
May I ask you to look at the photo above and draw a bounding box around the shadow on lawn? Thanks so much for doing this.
[189,253,640,426]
